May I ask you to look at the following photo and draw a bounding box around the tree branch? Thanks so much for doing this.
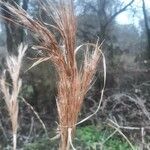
[105,0,135,27]
[142,0,150,58]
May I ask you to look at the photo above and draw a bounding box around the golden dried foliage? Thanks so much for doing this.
[0,1,104,149]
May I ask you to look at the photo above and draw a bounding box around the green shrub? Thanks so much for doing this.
[76,126,134,150]
[23,126,136,150]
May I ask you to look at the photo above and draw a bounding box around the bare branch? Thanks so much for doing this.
[105,0,135,27]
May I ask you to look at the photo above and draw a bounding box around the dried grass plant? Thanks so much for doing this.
[0,44,27,150]
[0,1,105,149]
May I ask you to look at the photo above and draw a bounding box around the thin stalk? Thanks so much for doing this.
[13,133,17,150]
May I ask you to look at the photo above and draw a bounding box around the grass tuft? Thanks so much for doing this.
[1,1,105,149]
[0,44,27,150]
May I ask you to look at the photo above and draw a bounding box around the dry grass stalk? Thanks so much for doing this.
[21,97,48,137]
[0,44,27,150]
[108,119,136,150]
[1,1,103,149]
